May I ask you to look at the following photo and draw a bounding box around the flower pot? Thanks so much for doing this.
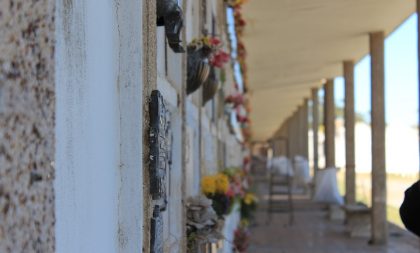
[202,67,220,106]
[187,46,211,95]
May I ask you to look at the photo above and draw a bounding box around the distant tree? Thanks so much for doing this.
[309,103,368,127]
[334,106,368,123]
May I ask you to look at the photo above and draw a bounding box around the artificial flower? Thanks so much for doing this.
[215,173,230,194]
[244,193,257,205]
[201,175,216,195]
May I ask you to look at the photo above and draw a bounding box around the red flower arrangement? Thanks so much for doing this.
[234,11,246,36]
[209,37,221,46]
[237,41,247,59]
[207,37,230,68]
[243,156,250,166]
[225,0,248,8]
[236,114,249,124]
[233,227,250,252]
[223,167,248,199]
[226,178,245,199]
[211,50,230,68]
[225,94,245,107]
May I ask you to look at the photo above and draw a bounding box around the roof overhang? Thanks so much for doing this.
[243,0,415,141]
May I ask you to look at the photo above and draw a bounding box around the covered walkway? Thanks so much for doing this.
[247,176,420,253]
[243,0,420,249]
[248,208,419,253]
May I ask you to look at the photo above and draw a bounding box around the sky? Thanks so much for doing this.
[332,14,419,173]
[334,14,418,127]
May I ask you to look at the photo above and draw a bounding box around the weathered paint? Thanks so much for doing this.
[55,1,144,252]
[186,100,201,196]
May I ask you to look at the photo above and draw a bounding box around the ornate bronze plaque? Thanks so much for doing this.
[149,90,171,209]
[149,90,171,253]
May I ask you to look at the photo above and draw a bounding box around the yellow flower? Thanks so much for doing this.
[230,0,247,7]
[201,175,216,195]
[214,173,230,194]
[244,193,257,205]
[202,36,211,47]
[240,219,250,227]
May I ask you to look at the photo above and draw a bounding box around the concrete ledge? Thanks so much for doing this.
[329,204,345,221]
[343,204,371,238]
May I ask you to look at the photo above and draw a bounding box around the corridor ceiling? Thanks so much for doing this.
[243,0,415,141]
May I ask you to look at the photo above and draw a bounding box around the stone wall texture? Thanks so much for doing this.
[0,1,55,252]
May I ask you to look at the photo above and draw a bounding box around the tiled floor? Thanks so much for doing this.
[248,205,420,253]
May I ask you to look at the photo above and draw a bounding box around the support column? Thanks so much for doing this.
[324,79,335,168]
[296,106,303,157]
[289,112,295,159]
[312,88,319,175]
[297,105,304,157]
[286,117,291,158]
[279,119,289,156]
[290,111,298,159]
[296,107,301,158]
[370,31,387,245]
[344,61,356,205]
[302,99,309,159]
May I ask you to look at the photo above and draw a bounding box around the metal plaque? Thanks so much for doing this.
[149,90,171,210]
[150,206,164,253]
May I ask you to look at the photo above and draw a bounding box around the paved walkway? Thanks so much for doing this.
[248,173,420,253]
[248,206,420,253]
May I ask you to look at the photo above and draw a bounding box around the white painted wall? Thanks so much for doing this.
[185,0,200,43]
[220,204,241,253]
[168,111,185,252]
[55,1,143,252]
[156,75,185,252]
[157,13,186,251]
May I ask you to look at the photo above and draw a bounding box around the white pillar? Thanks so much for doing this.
[312,88,319,176]
[370,31,387,245]
[324,79,335,168]
[344,61,356,205]
[302,99,309,159]
[55,1,145,252]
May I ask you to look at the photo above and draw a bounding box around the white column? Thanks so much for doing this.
[312,88,319,174]
[344,61,356,205]
[55,1,145,252]
[324,79,335,168]
[370,31,387,245]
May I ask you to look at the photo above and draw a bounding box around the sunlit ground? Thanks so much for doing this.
[337,171,418,228]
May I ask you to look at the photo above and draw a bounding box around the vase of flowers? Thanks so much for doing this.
[187,38,212,95]
[233,226,250,253]
[187,37,230,96]
[201,173,234,218]
[202,66,220,106]
[240,192,258,221]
